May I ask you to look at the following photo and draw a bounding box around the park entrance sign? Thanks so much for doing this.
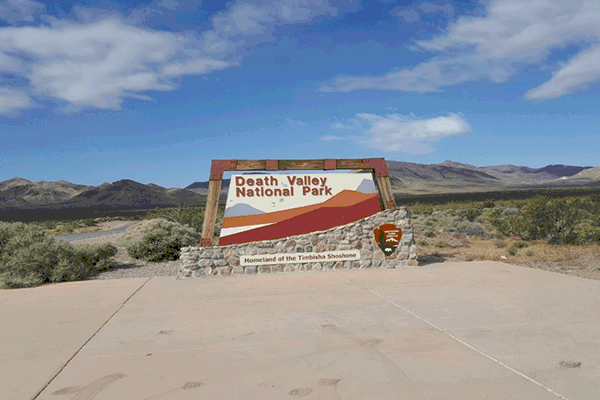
[220,172,380,245]
[200,158,396,247]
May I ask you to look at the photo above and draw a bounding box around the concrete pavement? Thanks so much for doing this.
[1,261,599,400]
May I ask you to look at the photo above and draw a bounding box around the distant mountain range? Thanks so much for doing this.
[385,161,598,194]
[1,161,598,213]
[0,178,206,211]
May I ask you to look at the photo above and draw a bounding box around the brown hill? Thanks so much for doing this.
[65,179,205,208]
[558,165,600,181]
[0,178,91,208]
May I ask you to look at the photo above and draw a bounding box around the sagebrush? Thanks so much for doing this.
[0,222,118,289]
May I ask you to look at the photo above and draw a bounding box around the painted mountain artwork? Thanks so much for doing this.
[220,173,381,246]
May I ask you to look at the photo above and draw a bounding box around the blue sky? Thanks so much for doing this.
[1,0,599,188]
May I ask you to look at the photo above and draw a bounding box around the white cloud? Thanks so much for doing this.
[395,9,419,23]
[0,18,235,113]
[162,59,231,76]
[157,0,179,10]
[391,2,453,24]
[0,88,36,115]
[525,44,600,100]
[0,0,347,115]
[320,135,347,141]
[331,122,345,129]
[204,0,341,58]
[353,112,471,154]
[285,118,305,126]
[418,2,453,15]
[322,0,600,100]
[0,0,44,25]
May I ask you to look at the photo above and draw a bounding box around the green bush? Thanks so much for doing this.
[496,240,506,248]
[455,221,487,237]
[126,221,202,262]
[458,207,483,222]
[434,241,448,248]
[424,230,436,238]
[0,222,118,289]
[506,242,528,256]
[410,202,434,216]
[512,197,583,244]
[417,240,428,246]
[483,199,496,208]
[526,250,534,257]
[144,204,205,233]
[487,196,589,245]
[488,209,513,236]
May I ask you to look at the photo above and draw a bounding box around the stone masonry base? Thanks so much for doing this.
[178,207,418,278]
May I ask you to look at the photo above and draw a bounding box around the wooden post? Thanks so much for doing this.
[200,179,222,246]
[200,158,396,247]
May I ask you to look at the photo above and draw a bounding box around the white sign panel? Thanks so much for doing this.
[220,172,380,246]
[240,250,361,266]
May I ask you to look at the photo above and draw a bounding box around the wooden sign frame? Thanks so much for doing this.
[200,158,396,247]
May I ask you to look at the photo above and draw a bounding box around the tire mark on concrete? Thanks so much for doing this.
[318,378,342,400]
[140,381,204,399]
[71,374,127,400]
[288,387,313,397]
[321,324,426,400]
[51,386,83,395]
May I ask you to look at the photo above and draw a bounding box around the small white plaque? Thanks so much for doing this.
[240,250,360,266]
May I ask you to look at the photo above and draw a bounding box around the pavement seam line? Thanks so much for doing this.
[30,277,152,400]
[339,274,573,400]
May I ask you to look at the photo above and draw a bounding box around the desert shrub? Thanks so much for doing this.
[71,243,119,271]
[410,202,434,216]
[417,240,428,246]
[126,221,202,262]
[144,204,205,233]
[526,250,534,257]
[0,222,118,288]
[434,241,448,248]
[488,209,514,237]
[458,207,483,222]
[501,208,520,216]
[496,240,506,248]
[424,230,436,237]
[455,221,487,237]
[506,242,528,256]
[533,198,582,245]
[483,199,496,208]
[582,230,600,244]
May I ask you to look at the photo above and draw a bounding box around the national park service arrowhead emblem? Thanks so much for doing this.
[373,224,402,256]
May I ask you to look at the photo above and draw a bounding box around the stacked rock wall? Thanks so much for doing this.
[178,207,418,278]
